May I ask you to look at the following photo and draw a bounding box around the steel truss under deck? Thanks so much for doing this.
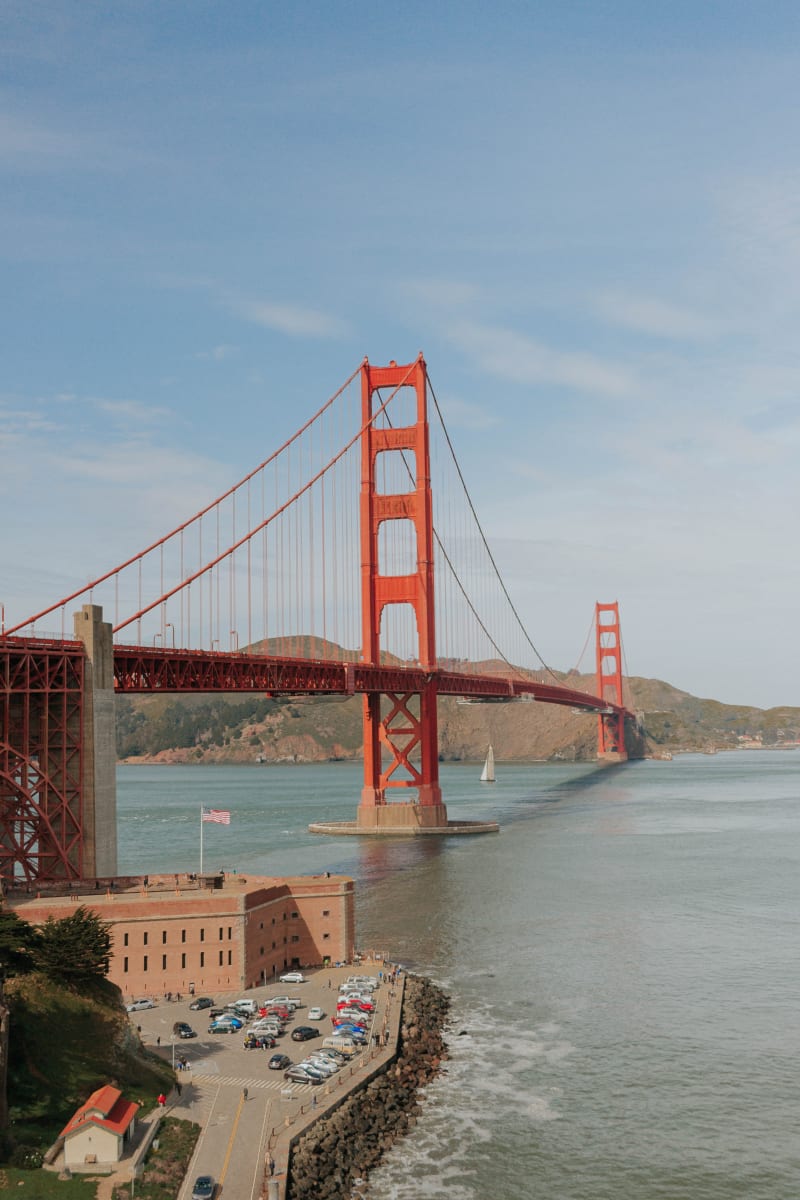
[0,638,85,883]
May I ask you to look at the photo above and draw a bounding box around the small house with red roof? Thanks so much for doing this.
[60,1084,139,1167]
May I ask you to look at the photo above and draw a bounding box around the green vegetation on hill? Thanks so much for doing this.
[0,908,173,1165]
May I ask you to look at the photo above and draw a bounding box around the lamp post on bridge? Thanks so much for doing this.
[165,622,175,648]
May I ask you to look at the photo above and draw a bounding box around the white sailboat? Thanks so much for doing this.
[480,744,496,783]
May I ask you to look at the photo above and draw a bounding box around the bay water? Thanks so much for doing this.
[118,752,800,1199]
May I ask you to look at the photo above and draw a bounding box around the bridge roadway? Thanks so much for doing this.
[111,643,622,715]
[129,959,402,1200]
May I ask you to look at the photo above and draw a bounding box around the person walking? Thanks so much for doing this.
[242,1086,248,1102]
[157,1093,166,1108]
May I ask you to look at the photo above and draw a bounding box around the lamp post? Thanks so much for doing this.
[165,622,175,648]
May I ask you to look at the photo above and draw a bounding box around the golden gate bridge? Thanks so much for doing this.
[0,356,636,884]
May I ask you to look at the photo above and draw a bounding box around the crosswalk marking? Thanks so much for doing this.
[193,1072,311,1093]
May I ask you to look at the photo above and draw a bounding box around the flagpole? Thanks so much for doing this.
[200,806,204,876]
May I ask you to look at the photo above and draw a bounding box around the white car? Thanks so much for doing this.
[308,1007,325,1021]
[279,972,305,984]
[126,998,155,1012]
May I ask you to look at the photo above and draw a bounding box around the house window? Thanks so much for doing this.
[323,933,330,940]
[219,927,223,940]
[200,928,205,942]
[200,952,205,968]
[219,951,224,966]
[143,932,148,946]
[143,955,148,971]
[123,932,129,947]
[181,953,186,969]
[162,930,167,944]
[228,926,232,939]
[123,956,129,973]
[162,954,167,970]
[272,941,276,950]
[291,911,298,919]
[259,922,263,930]
[291,935,299,943]
[181,929,186,943]
[228,950,232,965]
[322,910,330,917]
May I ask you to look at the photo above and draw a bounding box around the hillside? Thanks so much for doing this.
[115,675,800,764]
[3,973,173,1158]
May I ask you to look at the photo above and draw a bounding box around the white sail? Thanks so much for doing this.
[480,744,496,783]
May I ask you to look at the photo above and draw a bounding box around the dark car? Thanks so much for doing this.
[268,1053,292,1071]
[189,996,214,1011]
[209,1007,225,1018]
[173,1022,197,1039]
[291,1025,320,1042]
[191,1176,216,1200]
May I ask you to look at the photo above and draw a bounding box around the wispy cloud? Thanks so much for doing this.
[0,111,82,168]
[447,320,637,398]
[93,398,170,424]
[438,394,499,432]
[195,344,239,362]
[236,298,347,338]
[595,291,724,341]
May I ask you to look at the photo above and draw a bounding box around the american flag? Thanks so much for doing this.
[202,808,231,825]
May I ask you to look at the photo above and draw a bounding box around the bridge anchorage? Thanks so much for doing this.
[0,355,637,883]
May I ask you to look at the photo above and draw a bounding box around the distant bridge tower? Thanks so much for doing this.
[357,356,448,831]
[595,601,627,761]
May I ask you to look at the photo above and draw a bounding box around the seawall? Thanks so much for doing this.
[286,974,449,1199]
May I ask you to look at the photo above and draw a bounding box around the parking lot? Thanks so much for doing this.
[127,963,396,1199]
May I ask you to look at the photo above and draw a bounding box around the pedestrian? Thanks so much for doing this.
[176,1081,182,1097]
[268,1155,275,1177]
[157,1093,166,1108]
[156,1036,160,1047]
[312,1093,317,1109]
[242,1086,248,1102]
[136,1025,141,1035]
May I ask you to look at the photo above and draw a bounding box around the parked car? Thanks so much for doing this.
[191,1177,216,1200]
[279,971,306,984]
[268,1053,292,1071]
[209,1016,243,1033]
[173,1022,197,1039]
[250,1019,283,1035]
[266,996,301,1009]
[126,998,155,1012]
[232,998,258,1016]
[304,1054,338,1075]
[209,1007,226,1018]
[189,996,214,1011]
[308,1007,325,1021]
[284,1065,324,1084]
[291,1026,320,1042]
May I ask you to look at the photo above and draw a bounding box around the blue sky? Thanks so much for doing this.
[3,1,800,708]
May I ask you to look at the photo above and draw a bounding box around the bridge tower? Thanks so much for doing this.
[595,601,627,761]
[357,356,448,831]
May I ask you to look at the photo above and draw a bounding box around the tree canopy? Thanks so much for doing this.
[32,907,113,986]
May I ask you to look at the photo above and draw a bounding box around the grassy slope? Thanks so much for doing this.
[6,973,174,1152]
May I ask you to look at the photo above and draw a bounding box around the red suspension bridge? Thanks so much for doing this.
[0,356,637,884]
